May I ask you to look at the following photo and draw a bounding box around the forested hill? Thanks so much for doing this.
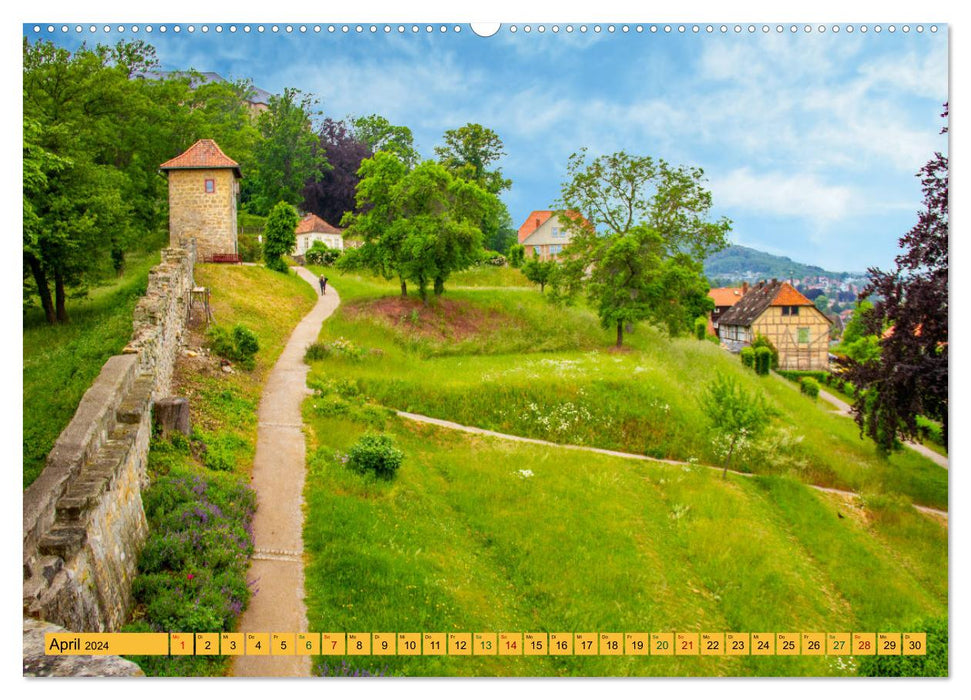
[704,244,856,282]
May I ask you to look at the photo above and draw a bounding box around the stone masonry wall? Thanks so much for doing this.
[23,241,196,635]
[168,169,238,260]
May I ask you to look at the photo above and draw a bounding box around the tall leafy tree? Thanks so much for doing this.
[301,118,372,226]
[263,201,299,273]
[23,39,158,322]
[554,150,729,346]
[247,87,328,215]
[841,107,948,453]
[341,153,492,301]
[352,114,419,168]
[434,122,511,194]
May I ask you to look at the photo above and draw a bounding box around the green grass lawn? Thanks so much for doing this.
[305,267,947,510]
[23,250,161,488]
[302,410,947,677]
[301,265,947,677]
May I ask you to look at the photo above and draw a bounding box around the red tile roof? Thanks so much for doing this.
[517,210,554,243]
[516,210,593,244]
[159,139,241,177]
[295,213,342,235]
[708,287,744,308]
[770,282,815,307]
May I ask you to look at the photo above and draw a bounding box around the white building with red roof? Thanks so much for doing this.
[293,213,344,255]
[517,210,587,260]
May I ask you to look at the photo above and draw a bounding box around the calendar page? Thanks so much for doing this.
[21,14,949,683]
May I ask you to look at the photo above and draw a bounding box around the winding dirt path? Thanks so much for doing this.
[770,372,948,469]
[231,268,339,677]
[396,411,948,520]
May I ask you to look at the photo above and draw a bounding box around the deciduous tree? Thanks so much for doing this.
[554,150,728,346]
[302,118,372,227]
[247,88,328,215]
[263,201,299,273]
[700,373,771,478]
[352,114,419,168]
[841,107,948,453]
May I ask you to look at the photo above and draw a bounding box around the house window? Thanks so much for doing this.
[781,305,800,316]
[552,226,563,238]
[550,244,562,255]
[798,327,810,344]
[204,179,215,194]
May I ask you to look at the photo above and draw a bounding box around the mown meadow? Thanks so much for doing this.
[301,265,948,677]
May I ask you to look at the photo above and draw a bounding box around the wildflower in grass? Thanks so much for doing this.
[517,469,534,479]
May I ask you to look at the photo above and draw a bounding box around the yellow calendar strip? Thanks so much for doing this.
[44,633,169,656]
[44,632,929,656]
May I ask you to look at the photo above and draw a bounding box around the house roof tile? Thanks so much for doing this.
[708,287,744,308]
[159,139,241,177]
[295,213,343,235]
[718,280,826,327]
[517,210,554,243]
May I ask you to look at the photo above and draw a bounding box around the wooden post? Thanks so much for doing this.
[154,397,191,438]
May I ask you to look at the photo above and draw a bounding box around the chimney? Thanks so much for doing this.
[742,282,749,294]
[535,217,540,230]
[771,278,778,284]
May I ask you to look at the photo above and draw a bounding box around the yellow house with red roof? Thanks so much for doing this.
[717,279,832,370]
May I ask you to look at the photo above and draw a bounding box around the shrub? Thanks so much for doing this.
[485,252,507,266]
[238,234,263,263]
[754,346,772,375]
[751,334,779,369]
[508,244,525,268]
[207,323,260,370]
[304,337,367,362]
[857,617,947,677]
[694,316,708,340]
[305,242,341,266]
[740,346,756,369]
[346,433,404,479]
[799,377,820,400]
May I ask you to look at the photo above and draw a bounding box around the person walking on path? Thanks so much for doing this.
[318,275,328,295]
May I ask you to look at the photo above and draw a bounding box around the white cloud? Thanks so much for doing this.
[709,168,857,222]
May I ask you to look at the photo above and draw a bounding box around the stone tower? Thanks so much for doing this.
[159,139,241,259]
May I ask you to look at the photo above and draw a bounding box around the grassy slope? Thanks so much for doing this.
[302,414,946,677]
[178,265,318,475]
[306,267,946,510]
[301,265,947,677]
[23,251,160,488]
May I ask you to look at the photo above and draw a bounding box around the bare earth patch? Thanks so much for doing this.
[345,296,521,343]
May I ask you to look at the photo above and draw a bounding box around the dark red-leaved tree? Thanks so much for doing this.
[842,105,948,454]
[301,118,372,227]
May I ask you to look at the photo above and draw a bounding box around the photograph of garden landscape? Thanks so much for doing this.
[21,18,949,682]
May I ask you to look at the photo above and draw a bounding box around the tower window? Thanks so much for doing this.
[205,179,215,194]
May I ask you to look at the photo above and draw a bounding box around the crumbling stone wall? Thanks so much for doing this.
[23,240,196,635]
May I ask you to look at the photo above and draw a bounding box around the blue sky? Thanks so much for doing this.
[25,22,948,272]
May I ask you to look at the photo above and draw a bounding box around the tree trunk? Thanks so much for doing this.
[27,255,56,324]
[540,281,545,293]
[616,322,623,348]
[400,278,407,298]
[434,276,444,296]
[153,397,192,438]
[54,269,68,324]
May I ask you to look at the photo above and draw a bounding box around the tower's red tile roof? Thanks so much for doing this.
[295,213,342,235]
[159,139,241,177]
